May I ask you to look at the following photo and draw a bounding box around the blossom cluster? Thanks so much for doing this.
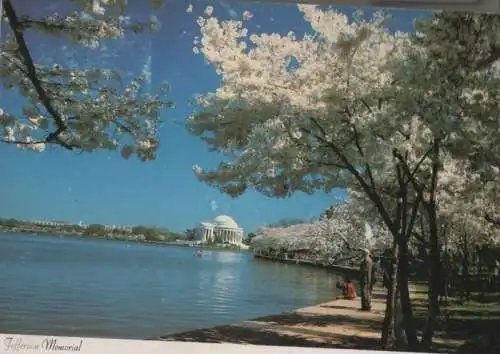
[187,5,500,250]
[0,0,170,160]
[252,201,391,261]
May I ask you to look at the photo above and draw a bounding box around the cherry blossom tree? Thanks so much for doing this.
[253,223,316,255]
[0,0,171,160]
[393,12,500,241]
[321,201,391,250]
[386,13,500,346]
[184,4,429,348]
[429,157,500,300]
[186,5,500,350]
[251,201,385,265]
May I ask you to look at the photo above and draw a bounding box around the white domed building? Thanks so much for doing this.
[196,215,244,245]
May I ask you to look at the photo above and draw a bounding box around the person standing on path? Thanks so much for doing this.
[359,248,374,311]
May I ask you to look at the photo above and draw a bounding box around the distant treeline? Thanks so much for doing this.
[0,218,257,245]
[0,217,186,243]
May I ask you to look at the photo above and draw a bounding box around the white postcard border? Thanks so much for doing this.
[0,334,415,354]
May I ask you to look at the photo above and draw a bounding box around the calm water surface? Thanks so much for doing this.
[0,233,343,339]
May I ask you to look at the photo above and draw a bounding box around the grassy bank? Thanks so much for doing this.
[409,282,500,353]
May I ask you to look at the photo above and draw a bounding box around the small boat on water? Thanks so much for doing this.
[196,249,203,257]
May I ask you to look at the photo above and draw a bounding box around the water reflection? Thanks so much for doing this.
[212,267,238,314]
[213,250,241,263]
[0,233,342,339]
[194,251,241,315]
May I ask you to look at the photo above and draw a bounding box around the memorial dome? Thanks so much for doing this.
[213,215,239,229]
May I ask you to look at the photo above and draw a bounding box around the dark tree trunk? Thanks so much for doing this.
[421,209,440,350]
[462,232,471,301]
[419,140,442,351]
[442,224,450,303]
[381,243,398,349]
[394,283,404,346]
[394,160,419,351]
[398,236,418,350]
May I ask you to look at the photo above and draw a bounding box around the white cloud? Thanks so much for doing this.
[210,200,218,212]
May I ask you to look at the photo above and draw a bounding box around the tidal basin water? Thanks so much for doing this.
[0,233,343,339]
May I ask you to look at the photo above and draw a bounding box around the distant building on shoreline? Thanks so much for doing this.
[31,220,72,228]
[196,215,244,246]
[28,219,133,233]
[104,224,133,233]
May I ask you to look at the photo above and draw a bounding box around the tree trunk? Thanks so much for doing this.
[398,236,418,350]
[421,212,441,350]
[462,233,471,301]
[381,243,398,349]
[394,284,405,347]
[442,226,450,303]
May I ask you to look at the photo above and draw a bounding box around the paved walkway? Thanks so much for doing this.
[155,288,390,350]
[156,286,466,352]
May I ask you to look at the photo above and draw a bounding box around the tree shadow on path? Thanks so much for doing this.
[252,312,383,330]
[157,323,382,350]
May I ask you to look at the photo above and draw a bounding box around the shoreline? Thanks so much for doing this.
[253,254,359,275]
[0,231,249,252]
[154,285,462,352]
[154,287,389,349]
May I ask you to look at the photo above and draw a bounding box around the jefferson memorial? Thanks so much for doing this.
[196,215,244,245]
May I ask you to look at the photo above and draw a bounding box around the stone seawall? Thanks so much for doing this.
[252,254,359,274]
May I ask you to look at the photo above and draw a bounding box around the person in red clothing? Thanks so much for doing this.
[336,278,357,300]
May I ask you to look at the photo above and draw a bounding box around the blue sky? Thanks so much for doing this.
[0,1,427,233]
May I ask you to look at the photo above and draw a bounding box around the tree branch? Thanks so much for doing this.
[485,212,500,228]
[350,120,377,191]
[410,145,434,178]
[3,0,72,149]
[407,193,423,243]
[428,139,440,204]
[360,98,373,114]
[305,117,397,235]
[1,139,46,145]
[412,230,430,247]
[393,149,426,199]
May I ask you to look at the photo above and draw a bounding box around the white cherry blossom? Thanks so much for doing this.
[204,6,214,17]
[0,0,171,161]
[186,7,500,350]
